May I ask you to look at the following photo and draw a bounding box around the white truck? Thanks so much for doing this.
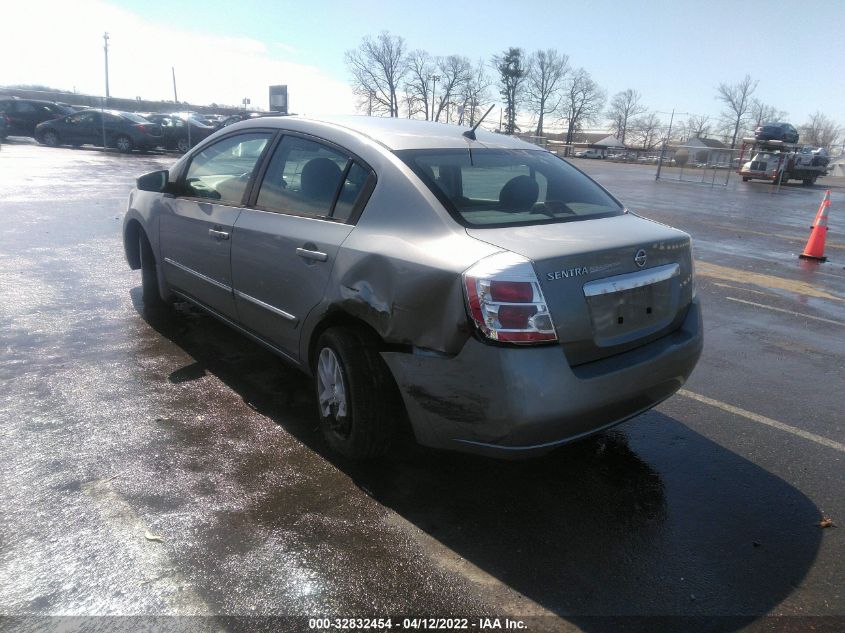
[737,138,829,185]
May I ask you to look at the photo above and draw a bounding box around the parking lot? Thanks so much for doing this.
[1,139,843,632]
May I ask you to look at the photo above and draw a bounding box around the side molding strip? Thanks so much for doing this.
[164,257,232,293]
[234,290,298,324]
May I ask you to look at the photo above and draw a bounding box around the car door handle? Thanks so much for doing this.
[296,247,328,262]
[209,228,230,240]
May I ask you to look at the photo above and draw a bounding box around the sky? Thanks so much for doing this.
[2,0,843,133]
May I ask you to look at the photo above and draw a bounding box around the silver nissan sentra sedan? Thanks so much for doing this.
[123,115,702,459]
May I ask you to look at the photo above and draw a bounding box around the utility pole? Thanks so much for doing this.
[428,74,440,121]
[103,32,110,103]
[655,109,688,180]
[171,67,178,103]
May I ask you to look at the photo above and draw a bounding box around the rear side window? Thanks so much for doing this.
[332,163,372,222]
[256,136,349,218]
[183,133,271,205]
[15,102,37,114]
[398,148,623,227]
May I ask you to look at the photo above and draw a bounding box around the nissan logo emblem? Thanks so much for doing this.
[634,249,647,267]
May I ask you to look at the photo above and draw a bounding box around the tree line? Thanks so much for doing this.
[345,32,842,151]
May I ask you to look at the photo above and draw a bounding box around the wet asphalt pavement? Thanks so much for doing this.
[0,141,843,633]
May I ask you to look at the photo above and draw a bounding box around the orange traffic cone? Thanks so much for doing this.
[799,190,831,262]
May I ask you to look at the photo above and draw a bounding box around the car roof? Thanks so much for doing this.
[234,115,540,151]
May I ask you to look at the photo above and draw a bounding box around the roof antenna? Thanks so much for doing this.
[463,104,496,141]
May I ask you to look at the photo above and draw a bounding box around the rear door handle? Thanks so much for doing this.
[296,247,328,262]
[209,228,230,240]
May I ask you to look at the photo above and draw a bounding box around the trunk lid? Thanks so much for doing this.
[467,214,695,365]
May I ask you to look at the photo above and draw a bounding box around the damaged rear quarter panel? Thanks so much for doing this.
[299,150,499,361]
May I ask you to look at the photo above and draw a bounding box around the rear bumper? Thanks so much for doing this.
[382,298,702,458]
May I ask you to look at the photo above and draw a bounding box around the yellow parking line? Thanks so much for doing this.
[678,389,845,453]
[725,296,845,327]
[696,261,845,303]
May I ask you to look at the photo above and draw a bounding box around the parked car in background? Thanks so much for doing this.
[754,122,799,144]
[215,111,286,130]
[142,113,214,152]
[204,114,226,127]
[124,116,701,460]
[0,98,75,137]
[35,109,163,152]
[574,149,603,159]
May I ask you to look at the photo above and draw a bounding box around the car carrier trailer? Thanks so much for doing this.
[737,137,829,186]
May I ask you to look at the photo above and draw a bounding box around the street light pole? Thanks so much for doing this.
[103,32,110,103]
[428,75,440,121]
[171,66,178,103]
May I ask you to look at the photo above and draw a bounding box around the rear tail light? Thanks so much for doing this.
[463,251,557,344]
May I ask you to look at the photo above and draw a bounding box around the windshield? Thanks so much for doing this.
[397,148,624,227]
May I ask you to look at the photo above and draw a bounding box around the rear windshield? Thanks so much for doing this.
[397,148,623,227]
[121,113,148,123]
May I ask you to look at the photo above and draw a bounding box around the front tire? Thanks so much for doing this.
[176,137,190,153]
[42,130,59,147]
[313,327,400,459]
[139,232,170,315]
[115,135,133,153]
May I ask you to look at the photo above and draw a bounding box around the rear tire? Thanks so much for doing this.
[803,178,815,186]
[139,232,170,315]
[313,327,401,459]
[115,135,133,153]
[742,177,750,182]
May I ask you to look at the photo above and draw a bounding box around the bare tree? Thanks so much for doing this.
[458,59,492,127]
[404,49,436,120]
[716,74,757,148]
[631,112,663,150]
[433,55,472,122]
[800,112,842,149]
[606,89,646,145]
[685,114,711,140]
[561,68,606,146]
[401,91,426,119]
[749,99,787,128]
[525,49,569,137]
[345,31,408,117]
[493,47,528,134]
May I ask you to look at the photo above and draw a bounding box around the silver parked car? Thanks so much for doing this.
[123,116,702,459]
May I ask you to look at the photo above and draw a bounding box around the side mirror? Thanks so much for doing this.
[136,170,170,193]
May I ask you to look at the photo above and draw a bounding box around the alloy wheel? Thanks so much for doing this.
[317,347,349,434]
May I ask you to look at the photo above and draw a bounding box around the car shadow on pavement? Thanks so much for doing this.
[134,295,823,632]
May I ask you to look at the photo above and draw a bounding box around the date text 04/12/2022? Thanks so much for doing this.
[308,617,527,630]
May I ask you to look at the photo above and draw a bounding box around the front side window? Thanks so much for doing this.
[183,132,272,205]
[256,136,349,218]
[397,148,623,227]
[68,112,98,125]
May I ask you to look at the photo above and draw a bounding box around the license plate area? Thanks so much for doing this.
[584,264,680,347]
